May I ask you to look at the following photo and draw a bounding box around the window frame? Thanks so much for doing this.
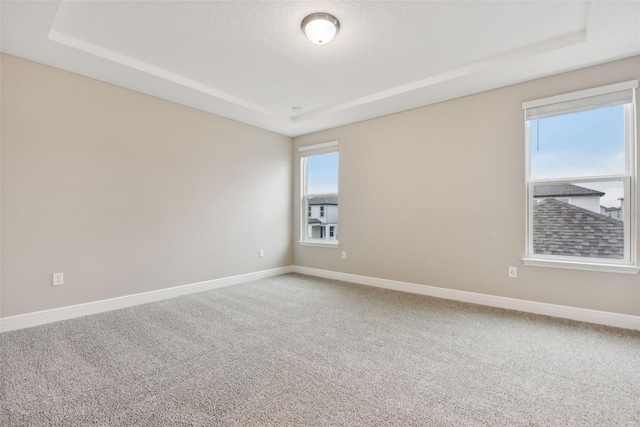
[521,81,639,274]
[299,141,339,248]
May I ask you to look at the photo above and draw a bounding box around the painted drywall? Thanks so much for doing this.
[1,54,293,317]
[294,56,640,316]
[0,53,3,318]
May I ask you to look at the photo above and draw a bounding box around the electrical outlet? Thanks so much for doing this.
[508,267,517,278]
[341,251,347,260]
[53,272,64,286]
[259,249,264,258]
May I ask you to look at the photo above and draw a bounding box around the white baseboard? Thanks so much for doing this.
[292,266,640,331]
[0,266,294,333]
[4,265,638,333]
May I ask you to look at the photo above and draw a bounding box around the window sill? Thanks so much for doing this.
[298,240,339,248]
[521,257,640,275]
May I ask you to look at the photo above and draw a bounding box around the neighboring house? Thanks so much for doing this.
[533,198,623,259]
[603,206,623,220]
[307,195,338,240]
[604,197,625,220]
[533,184,604,213]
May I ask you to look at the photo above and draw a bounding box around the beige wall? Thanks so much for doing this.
[1,54,293,317]
[3,52,640,320]
[294,56,640,316]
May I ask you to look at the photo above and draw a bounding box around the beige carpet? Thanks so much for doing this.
[1,273,639,426]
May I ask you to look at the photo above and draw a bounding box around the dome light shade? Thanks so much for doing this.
[302,13,340,45]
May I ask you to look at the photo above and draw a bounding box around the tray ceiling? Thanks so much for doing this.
[2,1,639,137]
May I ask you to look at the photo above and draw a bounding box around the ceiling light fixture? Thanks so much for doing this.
[301,13,340,45]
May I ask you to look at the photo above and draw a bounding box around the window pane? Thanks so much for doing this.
[303,150,338,242]
[307,152,338,194]
[530,105,625,180]
[532,181,625,259]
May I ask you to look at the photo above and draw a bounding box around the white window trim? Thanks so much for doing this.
[299,140,338,153]
[522,80,638,110]
[299,141,339,247]
[520,258,640,275]
[522,82,638,274]
[298,240,339,248]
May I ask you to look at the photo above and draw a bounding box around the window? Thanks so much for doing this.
[522,80,638,273]
[300,141,339,246]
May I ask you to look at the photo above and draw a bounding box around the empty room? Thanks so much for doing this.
[1,1,640,425]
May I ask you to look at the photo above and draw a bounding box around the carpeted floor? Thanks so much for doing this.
[1,273,639,426]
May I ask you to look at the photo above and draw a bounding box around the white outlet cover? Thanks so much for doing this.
[53,272,64,286]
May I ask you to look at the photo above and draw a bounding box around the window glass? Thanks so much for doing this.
[530,105,625,180]
[531,181,625,260]
[300,145,339,243]
[307,152,338,193]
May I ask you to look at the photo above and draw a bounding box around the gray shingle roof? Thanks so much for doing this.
[533,184,604,198]
[533,198,623,259]
[308,195,338,205]
[308,218,321,224]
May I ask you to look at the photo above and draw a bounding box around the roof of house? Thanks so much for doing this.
[533,184,604,198]
[533,198,623,259]
[308,195,338,205]
[308,218,322,224]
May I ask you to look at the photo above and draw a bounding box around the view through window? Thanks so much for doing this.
[300,142,339,243]
[524,83,636,263]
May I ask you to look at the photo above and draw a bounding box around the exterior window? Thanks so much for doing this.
[300,141,339,244]
[523,81,637,267]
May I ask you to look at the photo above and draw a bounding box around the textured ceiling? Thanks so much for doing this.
[2,1,639,137]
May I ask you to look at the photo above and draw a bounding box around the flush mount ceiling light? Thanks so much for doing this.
[301,13,340,45]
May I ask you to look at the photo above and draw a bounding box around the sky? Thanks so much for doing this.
[307,152,338,194]
[530,104,626,208]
